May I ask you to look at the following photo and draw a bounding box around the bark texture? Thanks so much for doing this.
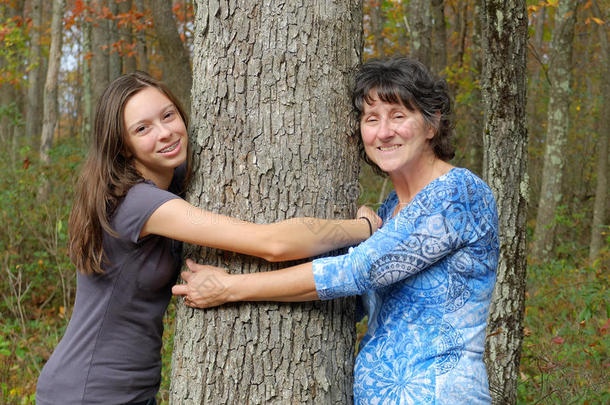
[589,0,608,262]
[480,1,528,404]
[150,0,192,113]
[40,0,65,164]
[169,1,362,404]
[532,0,581,259]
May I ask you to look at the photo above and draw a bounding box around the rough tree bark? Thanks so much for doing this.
[589,0,608,262]
[169,1,362,404]
[532,0,581,259]
[25,0,43,142]
[39,0,65,164]
[150,0,192,113]
[480,1,528,404]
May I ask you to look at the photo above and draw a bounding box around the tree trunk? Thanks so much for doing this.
[169,1,362,403]
[108,0,122,78]
[135,0,149,72]
[407,0,432,66]
[430,0,447,74]
[81,0,93,141]
[39,0,64,165]
[119,0,137,73]
[589,0,609,262]
[91,0,110,119]
[150,0,192,113]
[25,0,43,142]
[480,1,528,404]
[532,0,581,259]
[370,1,385,57]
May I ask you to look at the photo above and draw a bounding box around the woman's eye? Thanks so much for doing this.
[136,126,146,133]
[164,110,176,120]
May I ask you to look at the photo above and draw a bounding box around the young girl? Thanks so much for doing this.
[36,71,378,405]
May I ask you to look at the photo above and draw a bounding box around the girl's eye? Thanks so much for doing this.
[164,110,176,120]
[136,126,147,134]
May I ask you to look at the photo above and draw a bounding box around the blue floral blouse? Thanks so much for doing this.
[313,168,499,404]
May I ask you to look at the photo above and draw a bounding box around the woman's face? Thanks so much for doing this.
[360,92,435,176]
[123,86,187,186]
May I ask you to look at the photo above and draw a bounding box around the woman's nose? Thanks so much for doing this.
[377,118,394,140]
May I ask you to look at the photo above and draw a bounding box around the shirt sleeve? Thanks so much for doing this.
[312,170,497,300]
[112,181,181,244]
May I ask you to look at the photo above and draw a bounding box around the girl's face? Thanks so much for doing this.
[360,92,435,176]
[123,87,187,187]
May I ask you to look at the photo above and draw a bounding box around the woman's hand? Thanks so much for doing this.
[356,205,382,235]
[172,259,234,308]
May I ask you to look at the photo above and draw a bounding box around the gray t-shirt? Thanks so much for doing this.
[36,172,184,404]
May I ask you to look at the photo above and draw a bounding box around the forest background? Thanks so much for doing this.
[0,0,607,403]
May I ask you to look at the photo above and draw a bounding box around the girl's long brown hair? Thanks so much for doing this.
[68,71,190,275]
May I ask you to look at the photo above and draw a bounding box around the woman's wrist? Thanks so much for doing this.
[358,216,373,237]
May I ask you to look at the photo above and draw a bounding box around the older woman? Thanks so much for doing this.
[174,57,499,404]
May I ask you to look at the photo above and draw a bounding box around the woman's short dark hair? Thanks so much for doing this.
[352,57,455,169]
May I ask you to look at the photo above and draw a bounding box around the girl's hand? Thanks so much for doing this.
[172,259,234,308]
[356,205,382,235]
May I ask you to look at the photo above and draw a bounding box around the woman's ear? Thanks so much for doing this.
[426,111,441,139]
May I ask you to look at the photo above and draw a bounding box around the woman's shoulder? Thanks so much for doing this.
[440,168,496,201]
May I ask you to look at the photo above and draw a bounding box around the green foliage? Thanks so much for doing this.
[0,136,84,403]
[518,259,609,404]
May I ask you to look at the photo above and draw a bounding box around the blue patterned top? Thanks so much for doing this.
[313,168,499,404]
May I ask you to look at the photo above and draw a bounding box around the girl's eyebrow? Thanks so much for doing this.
[126,103,175,132]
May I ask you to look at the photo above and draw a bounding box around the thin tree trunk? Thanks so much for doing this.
[135,0,149,72]
[480,1,528,404]
[589,0,609,262]
[370,1,385,57]
[81,0,93,141]
[407,0,432,66]
[108,0,122,78]
[430,0,447,74]
[40,0,65,165]
[532,0,581,259]
[119,0,137,73]
[170,1,362,403]
[25,0,43,143]
[91,0,110,118]
[150,0,192,113]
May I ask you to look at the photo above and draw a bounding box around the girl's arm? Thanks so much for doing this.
[171,259,317,308]
[142,199,380,262]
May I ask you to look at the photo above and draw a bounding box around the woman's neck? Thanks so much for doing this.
[389,157,454,214]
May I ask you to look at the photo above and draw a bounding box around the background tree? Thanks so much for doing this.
[169,0,362,403]
[150,0,192,113]
[24,0,44,143]
[40,0,65,165]
[532,0,582,259]
[589,0,608,262]
[480,0,528,404]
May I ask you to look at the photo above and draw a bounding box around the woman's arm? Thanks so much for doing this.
[142,199,380,262]
[171,259,318,308]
